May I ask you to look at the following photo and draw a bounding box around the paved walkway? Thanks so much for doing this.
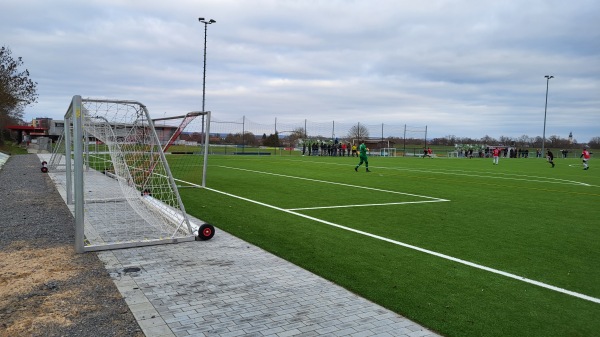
[39,153,441,337]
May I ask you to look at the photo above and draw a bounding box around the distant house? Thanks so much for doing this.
[7,125,48,144]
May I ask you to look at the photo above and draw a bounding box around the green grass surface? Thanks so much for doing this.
[0,142,28,155]
[170,154,599,337]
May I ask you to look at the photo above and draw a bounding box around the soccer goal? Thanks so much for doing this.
[380,148,397,157]
[401,125,428,156]
[63,95,212,253]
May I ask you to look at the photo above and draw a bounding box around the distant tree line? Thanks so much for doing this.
[429,134,599,149]
[206,132,599,150]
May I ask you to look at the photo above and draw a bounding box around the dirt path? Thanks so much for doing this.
[0,154,143,337]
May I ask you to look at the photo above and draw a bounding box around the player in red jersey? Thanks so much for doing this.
[580,147,591,170]
[492,147,500,165]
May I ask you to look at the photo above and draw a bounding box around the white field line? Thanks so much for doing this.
[214,165,449,202]
[284,159,592,187]
[288,200,446,211]
[175,177,600,305]
[386,167,592,186]
[168,156,594,186]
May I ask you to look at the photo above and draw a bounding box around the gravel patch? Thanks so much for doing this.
[0,154,143,337]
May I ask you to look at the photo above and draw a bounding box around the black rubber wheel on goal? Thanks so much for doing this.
[41,161,47,165]
[41,166,48,173]
[197,224,215,241]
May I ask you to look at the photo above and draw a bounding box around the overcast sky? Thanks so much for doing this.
[2,0,599,142]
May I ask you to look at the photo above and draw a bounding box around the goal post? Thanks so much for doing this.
[64,95,202,253]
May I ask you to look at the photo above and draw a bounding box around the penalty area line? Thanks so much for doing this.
[176,177,600,305]
[288,199,447,211]
[215,165,449,202]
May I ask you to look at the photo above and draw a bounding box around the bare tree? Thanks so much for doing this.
[587,137,600,149]
[287,127,305,146]
[458,136,478,144]
[444,135,457,146]
[347,124,369,140]
[516,134,532,147]
[498,135,513,145]
[548,135,569,148]
[480,135,497,145]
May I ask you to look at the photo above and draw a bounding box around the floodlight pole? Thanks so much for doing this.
[199,17,216,150]
[541,75,554,157]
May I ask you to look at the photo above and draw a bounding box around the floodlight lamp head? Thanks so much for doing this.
[199,18,216,24]
[545,75,554,79]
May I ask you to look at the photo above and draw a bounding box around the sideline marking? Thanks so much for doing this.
[176,177,600,305]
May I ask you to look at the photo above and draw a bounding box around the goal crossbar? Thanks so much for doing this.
[157,112,205,153]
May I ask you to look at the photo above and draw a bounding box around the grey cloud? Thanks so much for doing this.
[1,0,598,141]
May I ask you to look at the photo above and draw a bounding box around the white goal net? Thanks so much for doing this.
[380,148,397,157]
[48,128,71,172]
[64,96,197,252]
[152,111,211,188]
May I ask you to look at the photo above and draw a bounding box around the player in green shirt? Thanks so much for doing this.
[354,142,370,172]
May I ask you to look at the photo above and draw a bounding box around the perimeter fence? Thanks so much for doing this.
[156,116,430,156]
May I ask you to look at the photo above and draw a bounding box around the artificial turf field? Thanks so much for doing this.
[168,153,599,337]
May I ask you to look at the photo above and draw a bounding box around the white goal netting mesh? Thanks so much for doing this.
[66,97,194,251]
[153,112,208,188]
[48,128,69,171]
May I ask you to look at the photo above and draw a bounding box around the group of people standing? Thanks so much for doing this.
[301,140,370,172]
[304,141,591,172]
[302,141,360,157]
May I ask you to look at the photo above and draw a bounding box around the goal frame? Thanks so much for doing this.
[380,147,397,157]
[65,95,203,253]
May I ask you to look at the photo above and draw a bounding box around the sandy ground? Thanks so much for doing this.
[0,154,143,337]
[0,241,144,336]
